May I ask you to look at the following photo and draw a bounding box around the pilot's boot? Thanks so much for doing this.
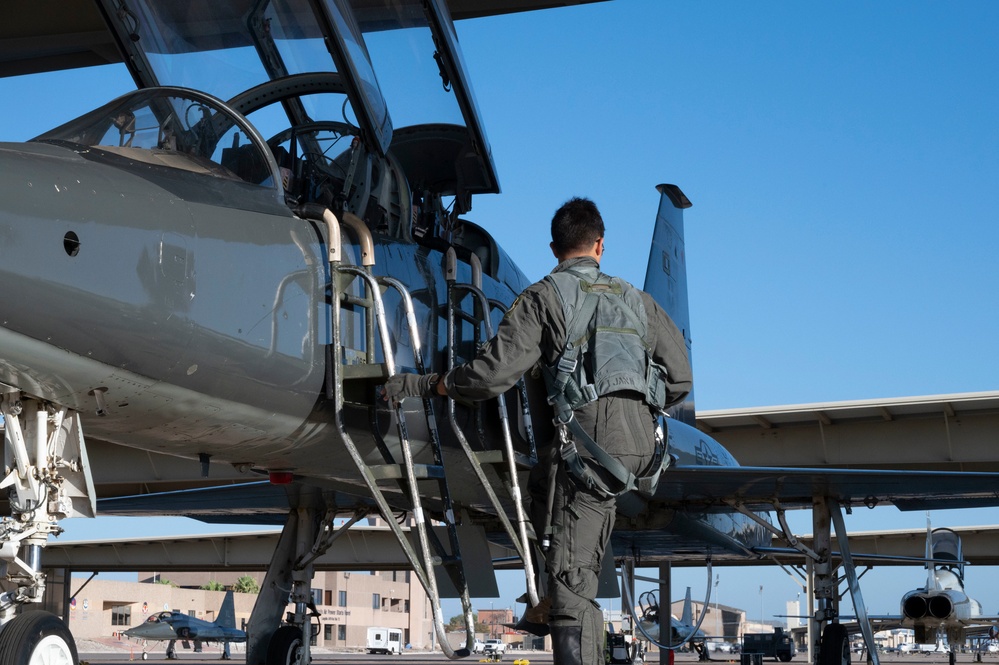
[551,625,582,665]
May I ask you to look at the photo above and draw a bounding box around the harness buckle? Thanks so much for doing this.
[556,355,577,375]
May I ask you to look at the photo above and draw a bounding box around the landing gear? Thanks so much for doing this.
[267,625,304,665]
[819,624,850,665]
[1,393,95,665]
[0,611,78,665]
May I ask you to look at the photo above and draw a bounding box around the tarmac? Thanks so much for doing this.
[75,640,999,665]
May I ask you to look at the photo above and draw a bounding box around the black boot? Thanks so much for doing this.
[551,625,582,665]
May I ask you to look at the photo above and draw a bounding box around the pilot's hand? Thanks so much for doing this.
[384,373,439,406]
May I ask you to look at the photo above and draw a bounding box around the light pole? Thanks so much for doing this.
[714,575,721,637]
[759,585,764,628]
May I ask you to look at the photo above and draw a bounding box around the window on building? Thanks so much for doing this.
[324,590,332,606]
[310,588,323,606]
[110,605,131,626]
[338,625,346,641]
[339,590,347,607]
[324,624,333,641]
[372,593,380,610]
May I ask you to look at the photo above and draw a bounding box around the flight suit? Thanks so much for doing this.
[442,256,691,665]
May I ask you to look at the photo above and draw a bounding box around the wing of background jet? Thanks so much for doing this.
[653,465,999,513]
[0,0,609,78]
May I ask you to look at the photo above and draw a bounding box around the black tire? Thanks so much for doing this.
[779,652,793,662]
[267,625,304,665]
[0,610,78,665]
[819,624,850,665]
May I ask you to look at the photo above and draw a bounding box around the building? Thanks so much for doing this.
[65,569,435,650]
[477,607,515,639]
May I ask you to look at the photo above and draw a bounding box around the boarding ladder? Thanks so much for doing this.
[306,205,474,658]
[444,247,541,607]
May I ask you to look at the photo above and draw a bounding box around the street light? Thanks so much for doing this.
[714,575,720,637]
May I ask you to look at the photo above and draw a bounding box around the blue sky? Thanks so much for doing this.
[3,0,999,629]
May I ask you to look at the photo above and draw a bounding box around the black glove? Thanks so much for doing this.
[384,373,439,406]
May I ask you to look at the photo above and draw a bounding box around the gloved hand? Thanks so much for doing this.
[383,372,439,406]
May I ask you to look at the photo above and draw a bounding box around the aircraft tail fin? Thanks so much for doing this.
[680,586,694,626]
[924,515,938,591]
[216,591,237,629]
[643,184,695,426]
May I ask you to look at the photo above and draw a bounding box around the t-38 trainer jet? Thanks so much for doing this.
[124,591,245,660]
[2,2,999,665]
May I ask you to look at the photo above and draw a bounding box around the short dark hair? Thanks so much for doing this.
[550,197,605,255]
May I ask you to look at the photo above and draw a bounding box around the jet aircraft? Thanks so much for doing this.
[123,590,245,660]
[2,2,999,665]
[811,523,999,665]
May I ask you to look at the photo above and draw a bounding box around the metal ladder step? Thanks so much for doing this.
[368,463,446,481]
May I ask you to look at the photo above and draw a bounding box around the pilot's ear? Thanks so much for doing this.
[550,241,559,260]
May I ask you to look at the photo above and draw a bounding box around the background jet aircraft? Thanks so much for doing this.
[124,591,245,660]
[813,524,999,665]
[2,2,999,665]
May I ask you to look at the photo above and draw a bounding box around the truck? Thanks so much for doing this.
[366,627,403,654]
[742,628,796,662]
[483,639,506,660]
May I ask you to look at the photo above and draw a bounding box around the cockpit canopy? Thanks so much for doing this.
[35,87,283,194]
[91,0,498,204]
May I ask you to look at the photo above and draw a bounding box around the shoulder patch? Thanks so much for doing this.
[505,293,526,316]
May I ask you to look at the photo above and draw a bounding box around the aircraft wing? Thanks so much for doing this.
[94,465,999,523]
[0,0,609,78]
[653,465,999,513]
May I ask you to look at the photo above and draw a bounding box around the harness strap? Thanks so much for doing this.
[555,411,665,499]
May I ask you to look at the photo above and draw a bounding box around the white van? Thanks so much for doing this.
[367,627,403,654]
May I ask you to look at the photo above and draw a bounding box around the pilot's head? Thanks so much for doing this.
[550,197,605,262]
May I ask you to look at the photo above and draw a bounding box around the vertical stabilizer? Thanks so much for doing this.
[217,591,237,629]
[924,516,936,591]
[680,587,694,627]
[643,184,695,426]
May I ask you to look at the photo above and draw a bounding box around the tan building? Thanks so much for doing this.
[66,569,435,650]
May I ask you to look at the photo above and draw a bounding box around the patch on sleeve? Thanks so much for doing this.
[505,292,526,317]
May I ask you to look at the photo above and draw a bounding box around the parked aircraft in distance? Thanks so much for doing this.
[816,523,999,665]
[124,591,245,660]
[3,2,999,665]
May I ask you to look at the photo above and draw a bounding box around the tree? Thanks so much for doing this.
[446,612,489,633]
[200,580,226,591]
[233,575,260,594]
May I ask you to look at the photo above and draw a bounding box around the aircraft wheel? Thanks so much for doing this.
[142,652,149,660]
[267,625,305,665]
[819,624,850,665]
[0,610,78,665]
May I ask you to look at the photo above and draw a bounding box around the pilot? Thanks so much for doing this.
[385,197,691,665]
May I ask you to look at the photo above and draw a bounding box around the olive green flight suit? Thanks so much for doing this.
[442,256,691,665]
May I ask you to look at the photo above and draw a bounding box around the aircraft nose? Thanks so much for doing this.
[124,622,177,640]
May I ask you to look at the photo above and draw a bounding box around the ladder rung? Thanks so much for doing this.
[342,362,388,380]
[473,450,536,470]
[368,463,446,481]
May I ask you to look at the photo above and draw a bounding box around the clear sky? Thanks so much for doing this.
[3,0,999,632]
